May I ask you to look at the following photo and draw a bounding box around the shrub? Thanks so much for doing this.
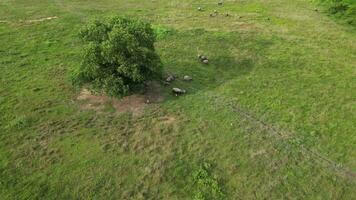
[72,16,162,97]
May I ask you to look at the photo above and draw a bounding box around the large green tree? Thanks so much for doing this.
[72,16,162,97]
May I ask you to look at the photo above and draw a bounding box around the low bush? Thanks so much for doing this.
[72,16,163,97]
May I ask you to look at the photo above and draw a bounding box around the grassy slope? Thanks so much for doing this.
[0,0,355,199]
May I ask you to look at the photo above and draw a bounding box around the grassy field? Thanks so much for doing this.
[1,0,355,199]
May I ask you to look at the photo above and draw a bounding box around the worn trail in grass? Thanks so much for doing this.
[0,0,355,199]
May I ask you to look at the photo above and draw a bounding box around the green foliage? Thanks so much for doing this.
[319,0,356,26]
[72,16,163,97]
[152,25,174,39]
[329,1,349,14]
[192,162,224,200]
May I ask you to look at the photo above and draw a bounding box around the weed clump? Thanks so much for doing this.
[152,25,174,39]
[7,116,31,129]
[72,16,163,97]
[319,0,356,26]
[192,162,224,200]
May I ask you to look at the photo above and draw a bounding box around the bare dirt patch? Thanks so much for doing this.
[77,81,165,116]
[0,16,59,25]
[157,116,176,125]
[25,16,58,23]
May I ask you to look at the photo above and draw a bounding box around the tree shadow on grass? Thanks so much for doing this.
[156,28,272,100]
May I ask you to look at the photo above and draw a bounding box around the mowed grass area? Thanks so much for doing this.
[0,0,355,199]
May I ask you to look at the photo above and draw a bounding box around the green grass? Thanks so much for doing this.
[1,0,355,199]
